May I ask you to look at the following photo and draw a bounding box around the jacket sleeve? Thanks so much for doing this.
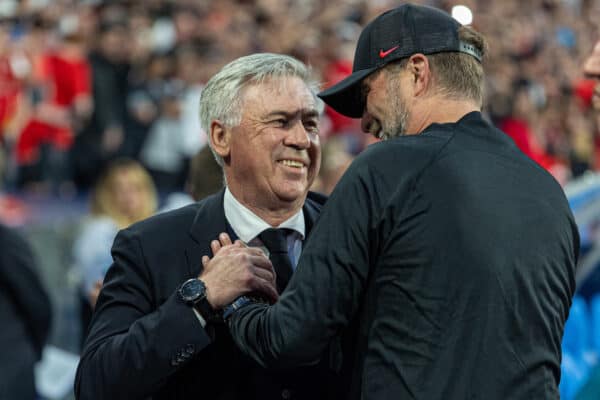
[0,226,53,359]
[228,159,377,368]
[74,227,212,400]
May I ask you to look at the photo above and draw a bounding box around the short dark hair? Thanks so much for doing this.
[382,26,488,106]
[427,26,488,105]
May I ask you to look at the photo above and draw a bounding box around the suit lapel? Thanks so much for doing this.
[186,189,228,277]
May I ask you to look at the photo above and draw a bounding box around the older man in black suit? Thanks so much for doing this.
[75,53,337,399]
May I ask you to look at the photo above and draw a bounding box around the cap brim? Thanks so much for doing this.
[318,68,377,118]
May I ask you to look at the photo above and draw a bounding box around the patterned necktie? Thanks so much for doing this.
[258,228,294,293]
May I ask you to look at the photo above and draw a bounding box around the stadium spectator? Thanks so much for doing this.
[15,28,91,192]
[72,158,156,345]
[71,21,131,189]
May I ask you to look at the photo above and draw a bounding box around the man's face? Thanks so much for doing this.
[225,76,321,209]
[360,68,411,140]
[112,169,146,220]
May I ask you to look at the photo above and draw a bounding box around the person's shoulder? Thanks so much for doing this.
[113,202,203,254]
[0,223,26,247]
[126,191,222,238]
[0,223,12,239]
[351,133,451,177]
[129,202,200,234]
[79,216,118,234]
[73,216,119,251]
[0,224,32,263]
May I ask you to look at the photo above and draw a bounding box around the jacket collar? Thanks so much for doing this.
[189,189,229,245]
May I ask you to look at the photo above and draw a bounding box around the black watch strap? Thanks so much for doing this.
[193,295,223,324]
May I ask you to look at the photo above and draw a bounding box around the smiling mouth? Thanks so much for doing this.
[278,159,305,169]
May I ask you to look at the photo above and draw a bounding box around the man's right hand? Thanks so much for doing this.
[199,236,278,309]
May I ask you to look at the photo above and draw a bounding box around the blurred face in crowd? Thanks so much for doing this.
[100,25,129,63]
[360,64,412,140]
[214,76,321,212]
[514,88,535,119]
[111,168,148,221]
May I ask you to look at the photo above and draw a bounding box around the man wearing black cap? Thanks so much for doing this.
[216,4,579,399]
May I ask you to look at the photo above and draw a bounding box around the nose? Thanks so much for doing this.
[284,120,311,149]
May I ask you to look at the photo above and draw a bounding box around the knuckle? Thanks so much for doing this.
[242,271,254,285]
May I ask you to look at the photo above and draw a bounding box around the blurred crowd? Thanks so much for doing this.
[0,0,360,198]
[0,0,598,199]
[0,0,600,398]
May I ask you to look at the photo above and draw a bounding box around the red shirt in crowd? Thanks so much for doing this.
[17,51,91,164]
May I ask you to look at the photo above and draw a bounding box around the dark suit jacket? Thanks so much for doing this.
[0,224,53,400]
[229,112,580,400]
[75,190,337,400]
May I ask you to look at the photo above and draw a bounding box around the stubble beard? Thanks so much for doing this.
[379,79,410,140]
[380,98,409,140]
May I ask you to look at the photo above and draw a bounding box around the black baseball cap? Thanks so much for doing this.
[318,4,483,118]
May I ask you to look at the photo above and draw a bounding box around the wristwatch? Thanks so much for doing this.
[178,278,222,323]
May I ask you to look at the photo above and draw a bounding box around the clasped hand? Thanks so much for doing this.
[200,233,278,309]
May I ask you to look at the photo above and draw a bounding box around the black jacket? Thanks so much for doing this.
[0,224,53,400]
[75,190,338,400]
[230,112,580,400]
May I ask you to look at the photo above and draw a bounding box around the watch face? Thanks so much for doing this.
[180,279,205,303]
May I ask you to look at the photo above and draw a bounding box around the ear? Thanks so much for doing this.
[209,120,231,161]
[407,53,431,97]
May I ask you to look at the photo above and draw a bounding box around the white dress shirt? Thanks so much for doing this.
[195,188,307,327]
[223,187,305,268]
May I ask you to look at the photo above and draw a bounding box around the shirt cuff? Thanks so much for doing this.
[192,308,207,328]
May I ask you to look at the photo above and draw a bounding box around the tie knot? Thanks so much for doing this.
[258,228,289,254]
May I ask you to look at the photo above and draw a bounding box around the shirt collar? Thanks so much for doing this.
[223,187,305,243]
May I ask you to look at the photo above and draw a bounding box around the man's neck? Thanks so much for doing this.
[223,188,306,243]
[407,97,480,135]
[244,203,304,227]
[226,186,304,227]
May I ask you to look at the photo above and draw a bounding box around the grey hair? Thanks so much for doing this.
[199,53,323,167]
